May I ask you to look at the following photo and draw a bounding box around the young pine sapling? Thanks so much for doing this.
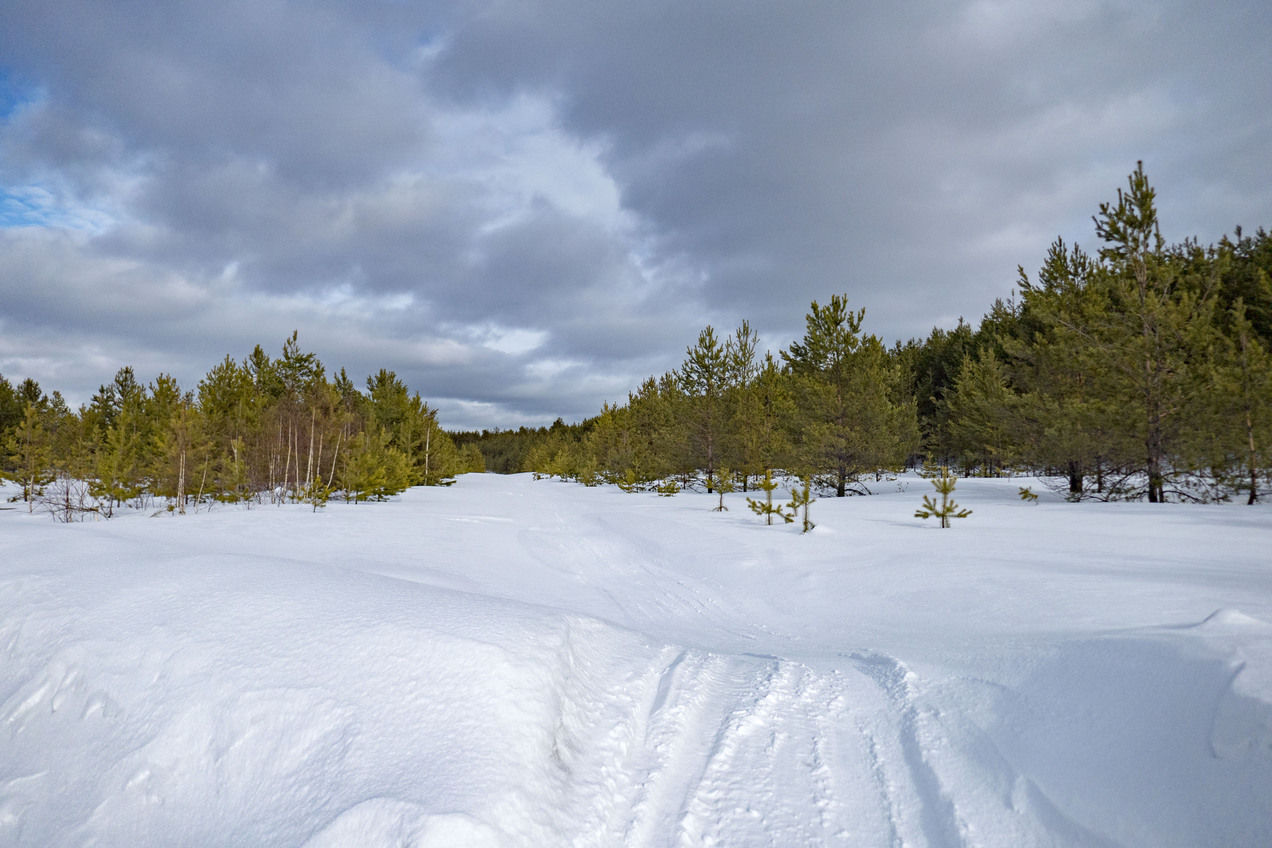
[712,467,736,511]
[915,466,972,528]
[788,475,816,533]
[748,469,793,525]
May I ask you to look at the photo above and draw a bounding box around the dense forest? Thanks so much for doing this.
[457,164,1272,504]
[0,331,485,519]
[4,164,1270,517]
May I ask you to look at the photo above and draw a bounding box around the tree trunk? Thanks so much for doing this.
[1067,459,1083,496]
[306,408,315,491]
[1245,406,1259,505]
[327,428,344,488]
[177,446,186,515]
[1238,324,1260,505]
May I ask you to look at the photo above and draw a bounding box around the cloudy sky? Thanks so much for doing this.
[2,0,1269,429]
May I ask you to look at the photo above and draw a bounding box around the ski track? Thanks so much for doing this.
[531,636,1001,848]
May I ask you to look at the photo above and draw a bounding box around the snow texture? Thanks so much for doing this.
[2,474,1270,846]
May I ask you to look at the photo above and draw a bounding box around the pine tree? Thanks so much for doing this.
[677,322,757,490]
[787,475,816,532]
[1216,226,1272,344]
[945,351,1022,474]
[711,467,736,511]
[1211,296,1272,503]
[995,189,1224,504]
[729,352,795,490]
[147,376,209,513]
[267,333,327,502]
[0,374,22,446]
[339,429,411,502]
[678,325,729,488]
[747,469,793,525]
[88,368,148,514]
[586,402,645,483]
[892,320,976,460]
[1007,238,1118,497]
[783,295,919,496]
[915,466,972,528]
[459,442,487,474]
[4,401,54,510]
[1090,162,1220,502]
[198,354,262,499]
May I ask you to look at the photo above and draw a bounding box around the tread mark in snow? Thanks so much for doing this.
[849,651,966,848]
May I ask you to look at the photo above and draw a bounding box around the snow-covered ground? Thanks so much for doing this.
[2,473,1270,847]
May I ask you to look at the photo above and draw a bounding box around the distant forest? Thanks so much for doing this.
[3,163,1270,517]
[455,163,1272,505]
[0,332,485,518]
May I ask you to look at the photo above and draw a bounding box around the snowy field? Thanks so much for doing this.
[2,473,1270,847]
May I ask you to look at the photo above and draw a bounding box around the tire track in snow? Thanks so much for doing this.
[847,651,965,848]
[522,617,985,847]
[615,646,974,847]
[606,650,905,847]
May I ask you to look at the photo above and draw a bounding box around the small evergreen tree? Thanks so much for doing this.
[788,475,816,532]
[339,430,411,502]
[300,476,332,511]
[747,469,793,525]
[915,466,972,528]
[711,467,736,511]
[617,467,644,493]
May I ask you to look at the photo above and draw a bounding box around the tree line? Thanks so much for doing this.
[5,164,1268,512]
[1,332,484,518]
[459,163,1272,504]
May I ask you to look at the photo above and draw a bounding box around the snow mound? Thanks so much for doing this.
[1198,608,1271,630]
[3,473,1271,846]
[301,802,497,848]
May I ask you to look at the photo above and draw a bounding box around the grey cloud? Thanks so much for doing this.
[1,0,1269,429]
[1,0,434,186]
[432,0,1272,335]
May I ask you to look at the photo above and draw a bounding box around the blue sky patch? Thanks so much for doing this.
[0,185,112,231]
[0,186,54,227]
[0,66,40,120]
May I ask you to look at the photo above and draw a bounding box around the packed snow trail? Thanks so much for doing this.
[2,474,1271,846]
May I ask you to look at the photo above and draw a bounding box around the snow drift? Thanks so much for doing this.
[2,474,1270,846]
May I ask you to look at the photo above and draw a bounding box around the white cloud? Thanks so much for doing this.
[476,325,548,356]
[431,91,632,235]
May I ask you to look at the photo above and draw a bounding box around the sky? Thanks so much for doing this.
[1,0,1270,430]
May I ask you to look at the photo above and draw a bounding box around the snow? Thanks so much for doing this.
[2,473,1270,847]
